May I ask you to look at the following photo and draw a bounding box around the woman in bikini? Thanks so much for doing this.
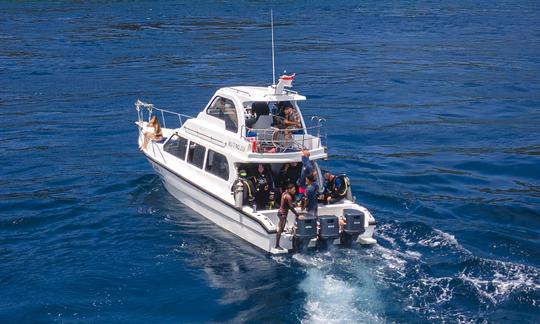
[140,115,163,150]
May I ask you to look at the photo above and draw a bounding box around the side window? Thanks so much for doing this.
[187,141,206,169]
[206,96,238,133]
[205,150,229,181]
[163,134,188,160]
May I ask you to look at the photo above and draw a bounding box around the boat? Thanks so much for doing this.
[134,74,377,254]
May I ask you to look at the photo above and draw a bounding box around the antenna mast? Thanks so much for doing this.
[271,9,276,86]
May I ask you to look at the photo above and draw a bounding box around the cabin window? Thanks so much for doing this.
[163,134,188,160]
[187,141,206,169]
[205,150,229,181]
[206,96,238,133]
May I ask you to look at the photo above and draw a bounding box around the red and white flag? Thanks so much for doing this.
[279,73,295,87]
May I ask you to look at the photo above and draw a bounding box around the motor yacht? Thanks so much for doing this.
[135,74,377,254]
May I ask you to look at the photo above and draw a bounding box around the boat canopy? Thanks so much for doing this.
[220,86,307,103]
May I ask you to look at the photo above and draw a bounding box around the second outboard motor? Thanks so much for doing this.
[317,215,339,249]
[293,216,317,252]
[340,209,366,247]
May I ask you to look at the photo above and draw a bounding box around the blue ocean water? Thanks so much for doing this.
[1,1,539,322]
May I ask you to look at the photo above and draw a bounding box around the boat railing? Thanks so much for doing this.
[241,116,327,153]
[228,87,252,97]
[135,99,194,129]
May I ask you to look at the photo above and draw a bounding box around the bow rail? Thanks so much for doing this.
[135,99,194,130]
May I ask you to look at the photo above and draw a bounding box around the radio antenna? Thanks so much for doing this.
[271,9,276,86]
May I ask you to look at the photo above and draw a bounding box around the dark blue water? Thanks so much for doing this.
[1,1,539,322]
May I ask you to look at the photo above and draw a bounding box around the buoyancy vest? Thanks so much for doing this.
[328,175,349,198]
[233,178,256,204]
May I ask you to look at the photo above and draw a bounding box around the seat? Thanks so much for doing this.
[252,102,270,116]
[251,115,273,130]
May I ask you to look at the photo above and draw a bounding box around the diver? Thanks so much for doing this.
[322,171,350,204]
[251,164,274,211]
[267,191,277,210]
[276,162,301,195]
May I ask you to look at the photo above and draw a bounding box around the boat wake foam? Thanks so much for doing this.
[290,252,385,323]
[284,221,539,322]
[375,221,540,321]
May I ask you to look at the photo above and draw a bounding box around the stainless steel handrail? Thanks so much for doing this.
[228,87,252,97]
[135,99,194,129]
[241,116,327,153]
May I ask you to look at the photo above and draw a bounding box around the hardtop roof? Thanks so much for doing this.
[218,86,307,102]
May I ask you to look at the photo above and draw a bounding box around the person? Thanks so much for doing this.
[140,115,163,150]
[303,174,319,217]
[322,172,349,204]
[297,149,315,197]
[251,164,273,211]
[276,162,301,194]
[281,103,301,130]
[273,102,302,148]
[275,183,302,250]
[266,191,277,210]
[212,97,238,132]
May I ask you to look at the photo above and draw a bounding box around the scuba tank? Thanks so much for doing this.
[233,180,244,209]
[336,174,353,201]
[342,175,353,201]
[232,169,256,209]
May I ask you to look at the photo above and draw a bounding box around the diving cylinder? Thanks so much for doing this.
[234,180,244,209]
[346,185,353,201]
[344,176,353,201]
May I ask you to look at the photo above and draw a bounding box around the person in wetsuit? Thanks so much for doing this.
[275,183,301,250]
[267,191,277,210]
[252,164,273,211]
[276,162,301,194]
[322,172,349,204]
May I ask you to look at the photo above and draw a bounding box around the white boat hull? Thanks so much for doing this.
[137,100,377,254]
[148,158,280,253]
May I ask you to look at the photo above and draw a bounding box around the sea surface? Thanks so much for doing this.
[1,1,539,323]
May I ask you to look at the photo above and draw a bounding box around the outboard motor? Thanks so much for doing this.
[317,215,339,249]
[293,216,317,252]
[340,209,366,247]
